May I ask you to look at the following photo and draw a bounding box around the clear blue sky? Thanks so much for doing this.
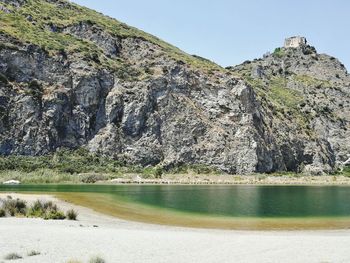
[72,0,350,70]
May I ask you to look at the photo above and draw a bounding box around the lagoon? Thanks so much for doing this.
[1,184,350,229]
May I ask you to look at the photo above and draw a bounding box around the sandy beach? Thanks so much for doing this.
[1,193,350,263]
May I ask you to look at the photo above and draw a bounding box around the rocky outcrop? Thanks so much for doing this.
[62,22,121,58]
[1,0,25,7]
[0,0,349,174]
[0,39,264,173]
[230,45,350,174]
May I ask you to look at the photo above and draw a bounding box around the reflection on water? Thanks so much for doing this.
[1,184,350,218]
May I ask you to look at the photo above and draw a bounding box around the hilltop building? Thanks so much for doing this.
[284,36,307,48]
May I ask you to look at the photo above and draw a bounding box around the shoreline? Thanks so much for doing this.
[1,193,350,263]
[2,174,350,186]
[105,174,350,185]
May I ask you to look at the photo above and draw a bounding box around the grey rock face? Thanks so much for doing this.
[63,22,121,58]
[0,34,267,173]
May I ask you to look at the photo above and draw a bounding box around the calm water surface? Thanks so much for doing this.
[1,184,350,218]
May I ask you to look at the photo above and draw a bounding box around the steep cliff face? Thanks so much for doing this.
[230,45,350,174]
[0,0,349,174]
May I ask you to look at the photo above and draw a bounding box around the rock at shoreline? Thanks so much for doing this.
[2,180,21,185]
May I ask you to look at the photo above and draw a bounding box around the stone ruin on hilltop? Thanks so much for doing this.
[284,36,307,48]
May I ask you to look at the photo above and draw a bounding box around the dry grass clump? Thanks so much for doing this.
[27,200,66,220]
[66,260,82,263]
[0,196,77,220]
[66,209,78,220]
[89,256,106,263]
[4,252,22,260]
[27,250,41,256]
[0,196,27,217]
[0,208,5,217]
[65,256,105,263]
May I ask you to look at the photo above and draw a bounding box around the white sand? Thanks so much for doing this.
[1,193,350,263]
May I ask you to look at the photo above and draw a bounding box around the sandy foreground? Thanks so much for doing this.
[1,194,350,263]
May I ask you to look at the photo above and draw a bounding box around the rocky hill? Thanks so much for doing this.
[230,44,350,174]
[0,0,349,174]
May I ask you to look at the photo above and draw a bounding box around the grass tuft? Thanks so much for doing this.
[66,260,82,263]
[27,250,40,257]
[89,256,106,263]
[4,252,22,260]
[66,209,78,220]
[0,196,67,220]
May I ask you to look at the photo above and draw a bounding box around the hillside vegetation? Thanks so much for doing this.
[0,0,222,72]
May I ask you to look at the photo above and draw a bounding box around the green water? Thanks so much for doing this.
[1,184,350,218]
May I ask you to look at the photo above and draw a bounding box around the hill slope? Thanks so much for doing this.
[0,0,349,174]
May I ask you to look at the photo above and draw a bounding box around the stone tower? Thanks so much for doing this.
[284,36,307,48]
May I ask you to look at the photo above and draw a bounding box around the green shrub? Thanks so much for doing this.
[273,47,285,58]
[27,200,66,220]
[4,253,22,260]
[27,200,45,217]
[142,166,164,178]
[66,209,78,220]
[302,45,317,55]
[154,166,163,179]
[0,208,5,217]
[44,210,66,220]
[343,166,350,177]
